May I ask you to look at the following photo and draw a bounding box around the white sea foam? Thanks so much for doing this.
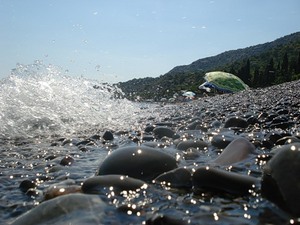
[0,61,153,138]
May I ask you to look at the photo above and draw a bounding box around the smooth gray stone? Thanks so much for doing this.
[177,140,208,151]
[211,137,255,166]
[224,116,248,128]
[153,126,175,139]
[98,146,178,182]
[154,167,192,189]
[211,133,236,149]
[193,166,259,195]
[10,193,107,225]
[261,143,300,216]
[82,175,147,195]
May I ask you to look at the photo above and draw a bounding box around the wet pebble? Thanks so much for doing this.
[82,175,147,195]
[182,148,201,160]
[97,146,178,182]
[261,131,286,148]
[154,167,192,189]
[19,180,36,193]
[26,188,43,198]
[60,155,75,166]
[193,166,259,195]
[261,143,300,216]
[45,154,57,161]
[275,136,300,145]
[44,184,81,200]
[153,127,175,139]
[210,120,222,128]
[145,125,155,133]
[224,116,248,129]
[211,132,237,149]
[185,120,202,130]
[11,193,107,225]
[102,130,114,140]
[211,137,255,166]
[176,140,208,151]
[142,134,155,141]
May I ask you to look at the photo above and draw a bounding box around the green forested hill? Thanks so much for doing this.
[118,32,300,101]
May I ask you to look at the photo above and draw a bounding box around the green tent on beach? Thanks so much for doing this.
[199,71,249,93]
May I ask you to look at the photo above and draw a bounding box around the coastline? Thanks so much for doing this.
[2,79,300,225]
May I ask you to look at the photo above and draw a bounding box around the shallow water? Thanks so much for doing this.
[0,63,298,224]
[0,62,154,138]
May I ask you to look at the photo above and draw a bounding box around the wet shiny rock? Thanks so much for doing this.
[97,146,178,182]
[102,130,114,140]
[211,137,255,166]
[19,180,36,193]
[211,132,237,149]
[261,143,300,216]
[154,168,192,189]
[60,155,75,166]
[193,166,259,195]
[11,193,107,225]
[153,126,175,139]
[82,175,147,195]
[176,140,208,151]
[224,116,248,128]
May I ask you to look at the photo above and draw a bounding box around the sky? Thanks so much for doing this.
[0,0,299,83]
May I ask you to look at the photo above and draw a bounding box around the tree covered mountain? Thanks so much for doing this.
[118,32,300,101]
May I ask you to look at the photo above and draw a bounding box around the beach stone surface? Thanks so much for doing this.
[102,130,114,140]
[43,179,82,200]
[224,116,248,128]
[153,126,175,139]
[82,175,147,195]
[193,166,259,195]
[19,180,36,193]
[11,193,107,225]
[4,80,300,225]
[211,137,255,166]
[261,143,300,216]
[154,167,192,189]
[176,140,208,151]
[60,155,75,166]
[97,146,178,182]
[211,132,237,149]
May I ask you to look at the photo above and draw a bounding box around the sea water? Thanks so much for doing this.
[0,61,155,139]
[0,62,163,224]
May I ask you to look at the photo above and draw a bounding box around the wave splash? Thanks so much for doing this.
[0,61,148,138]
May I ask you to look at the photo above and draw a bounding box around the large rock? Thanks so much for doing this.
[261,143,300,216]
[97,146,178,182]
[193,166,259,195]
[211,137,255,166]
[11,193,107,225]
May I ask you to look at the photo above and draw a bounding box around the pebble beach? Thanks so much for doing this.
[1,78,300,225]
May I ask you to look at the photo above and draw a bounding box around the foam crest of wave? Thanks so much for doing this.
[0,62,146,138]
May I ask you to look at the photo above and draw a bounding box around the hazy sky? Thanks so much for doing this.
[0,0,299,83]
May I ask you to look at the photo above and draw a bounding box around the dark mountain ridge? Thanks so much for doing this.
[118,32,300,101]
[167,32,300,75]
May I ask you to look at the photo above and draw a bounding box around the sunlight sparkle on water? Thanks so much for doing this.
[0,62,157,138]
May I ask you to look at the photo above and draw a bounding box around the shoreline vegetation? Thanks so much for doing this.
[118,32,300,102]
